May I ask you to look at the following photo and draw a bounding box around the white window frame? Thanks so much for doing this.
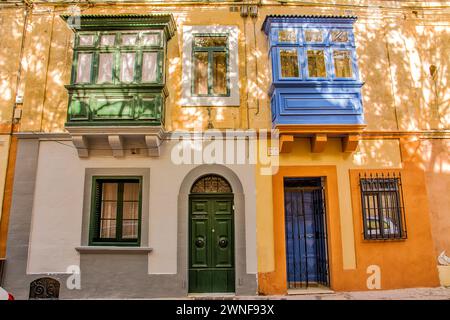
[181,25,240,106]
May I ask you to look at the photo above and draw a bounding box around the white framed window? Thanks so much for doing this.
[181,25,240,106]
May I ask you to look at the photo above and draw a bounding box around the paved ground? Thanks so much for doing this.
[187,287,450,300]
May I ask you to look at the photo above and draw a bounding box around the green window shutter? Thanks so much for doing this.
[89,179,103,244]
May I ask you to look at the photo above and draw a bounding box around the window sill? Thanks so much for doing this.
[75,246,153,254]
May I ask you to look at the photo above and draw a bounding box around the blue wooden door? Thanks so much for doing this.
[284,179,329,288]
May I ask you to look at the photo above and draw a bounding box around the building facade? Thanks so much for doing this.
[0,0,448,299]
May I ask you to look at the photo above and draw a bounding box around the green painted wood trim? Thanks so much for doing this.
[89,176,143,247]
[66,91,165,125]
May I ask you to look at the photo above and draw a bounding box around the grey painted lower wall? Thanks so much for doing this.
[3,139,40,298]
[3,138,257,299]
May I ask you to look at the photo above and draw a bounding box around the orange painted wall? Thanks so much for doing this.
[259,158,440,295]
[348,167,440,291]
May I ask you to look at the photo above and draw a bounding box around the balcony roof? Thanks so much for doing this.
[60,13,177,39]
[262,14,358,34]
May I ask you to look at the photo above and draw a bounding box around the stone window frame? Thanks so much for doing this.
[181,25,240,106]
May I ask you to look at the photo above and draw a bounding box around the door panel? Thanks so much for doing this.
[214,218,233,267]
[189,196,235,293]
[284,182,329,288]
[191,217,208,267]
[214,200,232,214]
[192,200,209,214]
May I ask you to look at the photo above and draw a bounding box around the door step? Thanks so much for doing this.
[188,293,236,300]
[288,287,335,295]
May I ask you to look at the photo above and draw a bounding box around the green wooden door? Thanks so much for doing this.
[189,195,235,293]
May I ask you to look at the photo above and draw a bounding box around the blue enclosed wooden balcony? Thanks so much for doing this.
[263,15,366,153]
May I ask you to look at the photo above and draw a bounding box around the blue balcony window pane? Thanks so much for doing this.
[307,50,327,78]
[280,49,300,78]
[331,30,349,43]
[278,30,298,43]
[333,50,353,78]
[305,30,323,43]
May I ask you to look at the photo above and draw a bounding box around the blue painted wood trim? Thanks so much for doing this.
[263,15,365,128]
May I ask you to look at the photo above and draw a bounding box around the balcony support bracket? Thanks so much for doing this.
[311,134,328,153]
[65,126,165,158]
[342,134,360,152]
[72,135,89,158]
[145,135,161,157]
[280,135,294,153]
[108,135,125,158]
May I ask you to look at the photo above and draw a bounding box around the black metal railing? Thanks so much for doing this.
[359,172,407,240]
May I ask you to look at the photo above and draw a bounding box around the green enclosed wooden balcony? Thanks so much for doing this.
[61,14,176,157]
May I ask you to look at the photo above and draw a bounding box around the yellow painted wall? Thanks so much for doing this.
[0,6,25,128]
[0,6,25,254]
[13,3,449,133]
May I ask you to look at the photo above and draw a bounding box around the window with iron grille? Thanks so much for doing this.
[359,173,407,240]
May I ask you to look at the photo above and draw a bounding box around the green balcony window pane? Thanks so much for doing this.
[280,49,299,78]
[333,50,353,78]
[79,34,95,46]
[76,53,92,83]
[193,51,209,95]
[305,30,323,43]
[142,33,160,46]
[120,52,136,83]
[142,52,158,82]
[212,51,227,95]
[194,36,228,47]
[307,49,327,78]
[100,34,115,46]
[98,53,114,83]
[121,33,138,46]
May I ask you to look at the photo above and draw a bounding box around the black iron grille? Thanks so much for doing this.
[284,177,330,289]
[359,172,407,240]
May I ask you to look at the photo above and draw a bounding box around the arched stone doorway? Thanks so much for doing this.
[188,174,235,293]
[177,164,256,296]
